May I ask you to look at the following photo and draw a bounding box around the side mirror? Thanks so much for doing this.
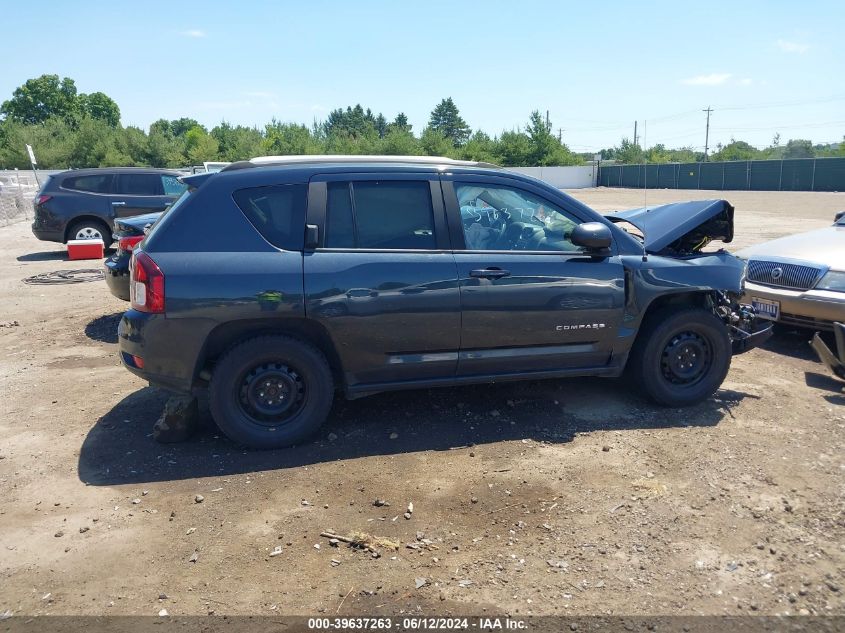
[835,210,844,223]
[571,222,612,251]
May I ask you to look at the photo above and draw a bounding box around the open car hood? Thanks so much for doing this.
[603,199,734,255]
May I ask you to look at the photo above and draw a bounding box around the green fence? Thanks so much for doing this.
[598,157,845,192]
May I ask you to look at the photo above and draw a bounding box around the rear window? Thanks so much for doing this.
[232,184,306,250]
[63,174,112,193]
[116,174,163,196]
[161,175,187,196]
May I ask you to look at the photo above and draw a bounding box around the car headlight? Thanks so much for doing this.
[816,271,845,292]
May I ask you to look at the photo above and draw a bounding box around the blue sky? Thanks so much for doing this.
[1,0,843,152]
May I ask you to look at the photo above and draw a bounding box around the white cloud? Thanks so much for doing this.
[681,73,733,86]
[777,39,809,53]
[310,104,329,113]
[244,91,275,98]
[181,29,206,38]
[737,78,753,86]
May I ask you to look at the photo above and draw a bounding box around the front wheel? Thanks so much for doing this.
[209,335,334,448]
[627,306,732,407]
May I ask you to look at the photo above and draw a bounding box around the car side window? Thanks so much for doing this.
[324,180,436,250]
[161,175,187,197]
[116,174,163,196]
[455,183,581,252]
[63,174,113,193]
[232,184,307,250]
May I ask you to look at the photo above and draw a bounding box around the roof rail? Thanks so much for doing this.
[221,155,500,171]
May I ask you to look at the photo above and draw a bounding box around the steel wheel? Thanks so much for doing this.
[660,331,712,386]
[237,362,307,426]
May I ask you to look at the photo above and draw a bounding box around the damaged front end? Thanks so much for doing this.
[712,290,773,354]
[609,199,773,355]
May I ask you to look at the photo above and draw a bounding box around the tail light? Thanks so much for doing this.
[130,251,165,313]
[36,194,52,205]
[119,235,144,252]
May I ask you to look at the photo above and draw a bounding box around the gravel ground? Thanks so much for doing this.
[0,189,843,617]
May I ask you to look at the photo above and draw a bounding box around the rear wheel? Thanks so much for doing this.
[627,306,731,407]
[67,219,111,244]
[209,335,334,448]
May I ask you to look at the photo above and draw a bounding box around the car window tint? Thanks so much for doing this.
[63,174,112,193]
[116,174,162,196]
[325,180,435,250]
[161,175,187,196]
[232,184,306,250]
[455,183,581,252]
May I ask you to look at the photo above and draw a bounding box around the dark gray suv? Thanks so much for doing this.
[118,156,770,449]
[31,167,186,244]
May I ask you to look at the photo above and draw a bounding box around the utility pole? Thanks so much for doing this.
[558,128,563,143]
[545,110,550,132]
[703,106,713,161]
[633,121,638,147]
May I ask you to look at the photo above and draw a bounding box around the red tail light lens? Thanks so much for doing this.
[130,251,165,313]
[36,194,52,205]
[119,235,144,252]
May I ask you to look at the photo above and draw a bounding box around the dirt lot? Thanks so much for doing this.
[0,189,843,617]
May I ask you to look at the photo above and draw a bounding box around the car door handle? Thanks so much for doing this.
[469,268,511,279]
[111,201,126,206]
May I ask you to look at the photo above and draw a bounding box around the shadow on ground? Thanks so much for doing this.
[78,377,749,486]
[762,325,833,362]
[84,312,122,344]
[16,250,68,262]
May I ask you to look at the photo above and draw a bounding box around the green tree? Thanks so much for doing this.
[428,98,471,147]
[420,126,456,157]
[379,128,421,155]
[171,117,205,137]
[460,131,497,163]
[323,105,378,139]
[184,125,219,163]
[1,74,79,124]
[387,112,412,135]
[495,130,531,166]
[782,138,814,159]
[711,139,758,161]
[78,92,120,127]
[614,138,645,164]
[147,123,184,167]
[263,121,322,155]
[523,110,580,166]
[211,121,263,161]
[374,113,387,138]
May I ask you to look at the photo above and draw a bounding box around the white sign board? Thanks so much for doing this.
[26,144,37,165]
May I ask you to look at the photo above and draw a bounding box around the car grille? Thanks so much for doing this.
[746,260,822,290]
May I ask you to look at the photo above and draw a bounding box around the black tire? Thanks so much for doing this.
[209,335,334,449]
[67,219,111,244]
[627,306,731,407]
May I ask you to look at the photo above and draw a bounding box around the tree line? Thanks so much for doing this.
[600,133,844,164]
[0,76,582,169]
[0,74,842,170]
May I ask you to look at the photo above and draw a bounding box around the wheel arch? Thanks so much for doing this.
[64,215,111,242]
[194,318,345,388]
[621,289,719,360]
